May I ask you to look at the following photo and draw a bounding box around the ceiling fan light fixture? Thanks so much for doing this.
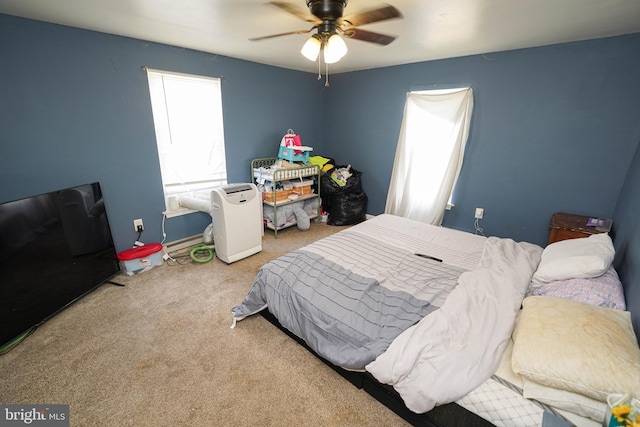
[324,33,347,64]
[301,34,322,61]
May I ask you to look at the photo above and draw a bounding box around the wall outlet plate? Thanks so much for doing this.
[474,208,484,219]
[133,218,144,231]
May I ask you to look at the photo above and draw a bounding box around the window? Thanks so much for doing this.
[145,68,227,216]
[385,88,474,225]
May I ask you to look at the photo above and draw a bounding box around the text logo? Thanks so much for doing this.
[1,405,69,426]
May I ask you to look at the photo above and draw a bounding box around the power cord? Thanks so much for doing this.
[159,213,178,262]
[474,218,485,236]
[164,252,193,265]
[0,328,35,355]
[159,213,215,264]
[132,226,143,247]
[161,213,167,245]
[163,243,211,266]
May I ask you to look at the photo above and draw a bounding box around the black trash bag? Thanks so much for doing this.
[327,190,368,226]
[320,165,363,196]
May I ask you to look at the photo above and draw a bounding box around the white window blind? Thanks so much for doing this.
[146,68,227,214]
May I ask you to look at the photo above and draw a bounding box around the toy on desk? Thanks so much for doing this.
[278,129,313,164]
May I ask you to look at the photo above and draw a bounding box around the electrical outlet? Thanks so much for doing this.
[133,218,144,232]
[474,208,484,219]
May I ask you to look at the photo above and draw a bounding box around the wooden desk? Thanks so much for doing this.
[548,212,611,244]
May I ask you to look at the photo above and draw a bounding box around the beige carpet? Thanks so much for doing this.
[0,223,410,427]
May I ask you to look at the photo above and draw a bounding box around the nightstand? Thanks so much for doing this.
[548,212,612,245]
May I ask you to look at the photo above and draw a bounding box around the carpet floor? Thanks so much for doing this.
[0,223,410,427]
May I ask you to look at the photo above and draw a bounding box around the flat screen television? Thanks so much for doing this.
[0,182,120,349]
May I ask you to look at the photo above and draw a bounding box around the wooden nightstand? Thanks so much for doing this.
[548,212,612,245]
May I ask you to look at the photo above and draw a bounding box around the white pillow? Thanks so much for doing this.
[531,233,614,284]
[511,296,640,402]
[522,378,606,422]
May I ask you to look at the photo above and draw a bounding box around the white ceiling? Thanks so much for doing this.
[2,0,640,74]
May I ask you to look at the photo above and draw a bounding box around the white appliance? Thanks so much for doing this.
[211,183,262,264]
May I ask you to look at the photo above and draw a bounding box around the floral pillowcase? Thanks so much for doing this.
[527,266,626,310]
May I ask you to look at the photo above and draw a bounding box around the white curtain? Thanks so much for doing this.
[385,88,474,225]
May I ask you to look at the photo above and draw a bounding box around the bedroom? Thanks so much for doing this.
[1,1,640,425]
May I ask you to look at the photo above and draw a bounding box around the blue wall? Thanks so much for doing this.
[324,35,640,247]
[0,14,324,252]
[613,141,640,339]
[1,12,640,255]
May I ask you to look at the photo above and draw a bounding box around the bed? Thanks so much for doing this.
[231,214,640,426]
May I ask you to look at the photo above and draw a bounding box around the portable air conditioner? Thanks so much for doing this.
[211,183,262,264]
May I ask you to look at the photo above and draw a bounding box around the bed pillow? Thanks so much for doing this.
[527,266,626,310]
[522,378,607,422]
[511,296,640,403]
[531,233,614,284]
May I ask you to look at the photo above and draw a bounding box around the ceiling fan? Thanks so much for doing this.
[251,1,402,65]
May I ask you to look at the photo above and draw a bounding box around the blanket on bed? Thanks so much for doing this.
[367,236,542,413]
[231,215,542,414]
[232,248,466,369]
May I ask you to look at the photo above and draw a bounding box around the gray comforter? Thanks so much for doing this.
[231,220,468,370]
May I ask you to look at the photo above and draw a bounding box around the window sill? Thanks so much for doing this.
[163,207,198,219]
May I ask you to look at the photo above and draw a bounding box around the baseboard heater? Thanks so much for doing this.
[163,234,203,255]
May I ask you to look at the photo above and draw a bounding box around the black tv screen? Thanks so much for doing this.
[0,182,120,348]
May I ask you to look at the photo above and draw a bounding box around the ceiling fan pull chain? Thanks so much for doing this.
[325,62,330,87]
[317,55,322,80]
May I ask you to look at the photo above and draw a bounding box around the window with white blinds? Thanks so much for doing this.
[145,68,227,215]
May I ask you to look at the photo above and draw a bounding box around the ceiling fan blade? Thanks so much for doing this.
[270,1,322,24]
[342,28,396,46]
[250,28,314,41]
[339,4,402,27]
